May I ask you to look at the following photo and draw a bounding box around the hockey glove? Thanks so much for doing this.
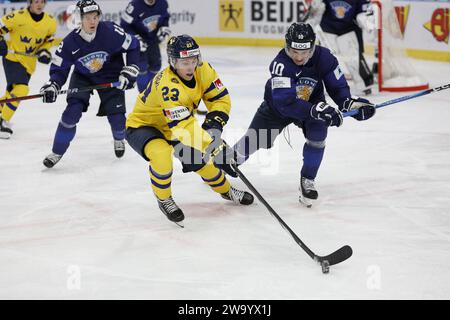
[341,96,376,121]
[36,49,52,64]
[356,7,376,33]
[202,111,229,141]
[40,80,60,103]
[135,35,148,53]
[118,64,140,91]
[207,139,238,178]
[157,26,171,42]
[310,102,343,127]
[0,37,7,56]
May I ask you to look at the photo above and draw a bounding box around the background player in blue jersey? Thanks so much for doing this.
[314,0,375,95]
[214,22,376,207]
[120,0,171,92]
[40,0,140,168]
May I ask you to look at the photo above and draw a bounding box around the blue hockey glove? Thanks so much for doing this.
[40,80,60,103]
[157,26,171,42]
[118,64,139,91]
[0,37,7,56]
[36,49,51,64]
[202,111,229,141]
[310,102,343,127]
[342,96,376,121]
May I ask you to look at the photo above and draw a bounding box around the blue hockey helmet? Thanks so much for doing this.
[76,0,102,17]
[285,22,316,50]
[285,22,316,64]
[167,34,202,68]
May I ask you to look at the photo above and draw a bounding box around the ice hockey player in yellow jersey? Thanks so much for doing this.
[0,0,57,138]
[126,34,254,226]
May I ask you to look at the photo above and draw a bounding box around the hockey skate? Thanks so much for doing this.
[299,177,318,208]
[114,139,125,158]
[43,153,63,168]
[221,186,254,205]
[157,196,185,227]
[0,117,13,139]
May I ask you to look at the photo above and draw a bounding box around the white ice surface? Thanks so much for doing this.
[1,46,449,299]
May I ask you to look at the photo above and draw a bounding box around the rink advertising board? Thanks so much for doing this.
[0,0,448,60]
[394,0,450,60]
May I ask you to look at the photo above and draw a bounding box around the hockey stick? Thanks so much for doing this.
[0,82,121,105]
[7,49,59,63]
[343,83,450,118]
[230,161,353,273]
[8,50,41,59]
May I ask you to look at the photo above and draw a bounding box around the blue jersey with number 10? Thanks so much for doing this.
[264,46,351,121]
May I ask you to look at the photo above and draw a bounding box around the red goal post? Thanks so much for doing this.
[372,0,429,92]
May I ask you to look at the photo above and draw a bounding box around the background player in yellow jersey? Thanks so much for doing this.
[126,34,254,226]
[0,0,57,138]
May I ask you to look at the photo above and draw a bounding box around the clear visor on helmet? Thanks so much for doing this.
[285,41,315,64]
[66,4,101,30]
[169,48,202,70]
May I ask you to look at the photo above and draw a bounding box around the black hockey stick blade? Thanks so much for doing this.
[231,160,353,273]
[315,245,353,266]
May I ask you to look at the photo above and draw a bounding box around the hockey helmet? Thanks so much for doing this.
[285,22,316,51]
[167,34,202,69]
[76,0,102,18]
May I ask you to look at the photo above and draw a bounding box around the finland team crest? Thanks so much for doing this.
[78,51,109,73]
[143,15,160,32]
[296,77,318,101]
[330,1,352,19]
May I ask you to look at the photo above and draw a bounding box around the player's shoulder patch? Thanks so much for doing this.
[271,77,291,89]
[213,78,224,91]
[333,65,344,80]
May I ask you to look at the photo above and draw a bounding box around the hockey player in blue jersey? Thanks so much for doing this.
[40,0,140,168]
[120,0,171,92]
[213,22,376,207]
[316,0,375,95]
